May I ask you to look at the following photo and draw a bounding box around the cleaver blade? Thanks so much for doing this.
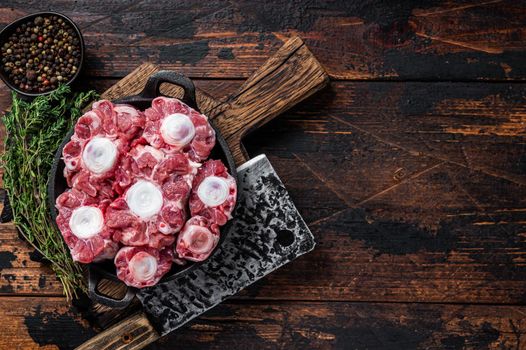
[137,153,316,335]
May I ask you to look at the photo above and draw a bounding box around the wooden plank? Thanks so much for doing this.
[1,80,525,304]
[0,297,97,350]
[160,302,526,349]
[239,81,526,303]
[0,0,525,80]
[0,224,63,295]
[0,297,524,349]
[0,223,47,268]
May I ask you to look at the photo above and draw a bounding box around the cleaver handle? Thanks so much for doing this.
[211,36,329,166]
[75,312,158,350]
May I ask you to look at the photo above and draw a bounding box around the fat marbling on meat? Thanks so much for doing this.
[189,159,237,226]
[106,143,197,248]
[62,100,145,197]
[143,96,216,162]
[115,246,173,288]
[55,188,118,263]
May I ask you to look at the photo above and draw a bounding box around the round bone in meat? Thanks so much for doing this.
[62,100,146,197]
[189,160,237,226]
[143,97,216,161]
[130,251,158,281]
[107,173,190,248]
[115,246,172,288]
[82,137,118,174]
[160,113,196,147]
[69,206,104,239]
[55,189,115,263]
[125,180,163,219]
[175,216,219,262]
[197,176,229,207]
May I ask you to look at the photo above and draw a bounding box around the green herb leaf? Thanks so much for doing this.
[2,85,98,299]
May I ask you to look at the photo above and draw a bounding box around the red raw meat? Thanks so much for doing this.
[106,197,177,249]
[143,97,216,161]
[56,98,238,288]
[62,100,145,197]
[113,143,197,195]
[55,188,117,263]
[189,160,237,226]
[106,175,191,248]
[115,246,172,288]
[107,142,196,248]
[175,215,220,262]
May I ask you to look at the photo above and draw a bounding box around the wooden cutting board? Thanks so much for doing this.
[77,36,329,349]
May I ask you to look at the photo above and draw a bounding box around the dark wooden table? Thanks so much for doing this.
[1,1,525,349]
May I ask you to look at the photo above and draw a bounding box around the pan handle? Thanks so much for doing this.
[117,70,198,110]
[88,265,136,309]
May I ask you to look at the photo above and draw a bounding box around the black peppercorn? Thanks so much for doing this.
[26,70,36,80]
[1,14,81,93]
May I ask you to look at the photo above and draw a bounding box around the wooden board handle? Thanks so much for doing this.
[75,312,159,350]
[212,36,329,165]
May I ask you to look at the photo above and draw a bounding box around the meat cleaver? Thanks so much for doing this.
[76,36,329,350]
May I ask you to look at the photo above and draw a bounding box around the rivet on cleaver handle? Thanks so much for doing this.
[211,36,329,166]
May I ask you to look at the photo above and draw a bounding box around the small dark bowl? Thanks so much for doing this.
[0,11,84,97]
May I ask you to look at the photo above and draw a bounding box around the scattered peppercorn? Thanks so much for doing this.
[0,14,81,93]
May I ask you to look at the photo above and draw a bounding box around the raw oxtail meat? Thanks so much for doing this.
[113,143,198,195]
[143,96,216,161]
[189,159,237,226]
[115,246,172,288]
[62,100,145,197]
[175,215,220,262]
[106,143,196,248]
[55,188,118,263]
[105,176,190,248]
[55,97,237,288]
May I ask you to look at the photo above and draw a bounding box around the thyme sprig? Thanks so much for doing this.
[2,85,98,299]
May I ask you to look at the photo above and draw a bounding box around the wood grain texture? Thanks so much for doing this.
[1,81,525,304]
[75,312,159,350]
[214,36,329,164]
[1,0,525,80]
[239,81,526,304]
[158,302,526,350]
[100,37,330,165]
[1,298,524,350]
[0,1,524,348]
[0,297,96,350]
